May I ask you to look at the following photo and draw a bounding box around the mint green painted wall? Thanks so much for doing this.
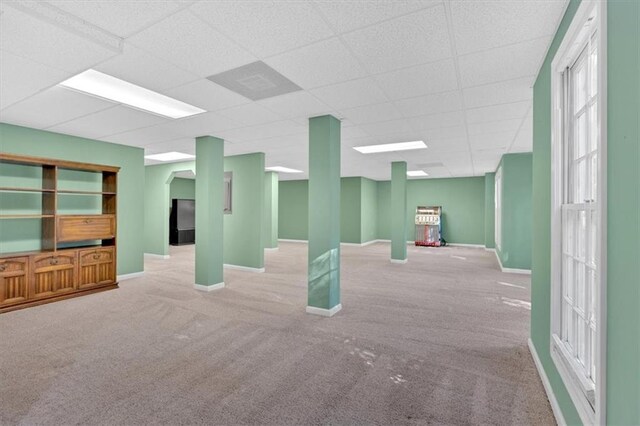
[484,172,496,249]
[169,177,195,203]
[496,153,532,270]
[341,177,361,244]
[0,123,144,275]
[278,180,308,241]
[360,178,378,243]
[144,153,265,269]
[390,162,408,260]
[378,177,486,245]
[532,1,640,424]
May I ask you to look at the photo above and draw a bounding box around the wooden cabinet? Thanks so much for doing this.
[0,257,28,307]
[0,153,119,313]
[78,247,115,289]
[57,215,115,242]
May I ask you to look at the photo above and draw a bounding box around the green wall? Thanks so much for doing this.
[496,153,532,270]
[0,123,144,275]
[169,177,195,203]
[377,177,486,245]
[484,172,496,249]
[278,180,309,241]
[144,153,265,270]
[360,178,378,243]
[531,1,640,424]
[341,177,362,244]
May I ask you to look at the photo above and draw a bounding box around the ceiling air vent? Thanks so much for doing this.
[207,61,302,101]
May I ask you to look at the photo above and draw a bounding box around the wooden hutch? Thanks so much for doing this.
[0,153,119,313]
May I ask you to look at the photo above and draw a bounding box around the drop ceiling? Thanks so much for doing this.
[0,0,568,181]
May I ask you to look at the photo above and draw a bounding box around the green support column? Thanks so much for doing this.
[263,171,279,250]
[194,136,224,291]
[307,115,341,317]
[391,161,408,263]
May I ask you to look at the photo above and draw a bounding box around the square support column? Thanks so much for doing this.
[263,171,279,250]
[307,115,342,317]
[194,136,224,291]
[391,161,408,263]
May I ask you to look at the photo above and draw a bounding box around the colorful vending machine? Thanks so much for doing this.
[414,206,444,247]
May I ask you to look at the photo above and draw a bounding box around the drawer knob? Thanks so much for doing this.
[50,258,58,265]
[93,254,101,260]
[84,219,92,224]
[0,264,6,272]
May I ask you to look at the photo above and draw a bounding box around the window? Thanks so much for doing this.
[495,166,502,251]
[550,1,606,424]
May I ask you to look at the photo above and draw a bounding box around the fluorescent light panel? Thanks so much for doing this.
[407,170,429,177]
[266,166,303,173]
[145,152,195,162]
[59,69,206,119]
[353,140,427,154]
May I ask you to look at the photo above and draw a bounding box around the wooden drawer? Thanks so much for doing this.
[0,257,28,306]
[30,251,77,298]
[57,215,115,242]
[78,247,115,289]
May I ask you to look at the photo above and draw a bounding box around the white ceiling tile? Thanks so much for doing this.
[47,105,168,139]
[341,5,452,74]
[0,49,71,109]
[0,86,114,129]
[359,119,414,137]
[423,136,469,153]
[375,59,458,100]
[309,78,388,110]
[142,138,196,155]
[467,118,523,136]
[159,111,243,138]
[49,0,187,38]
[102,123,186,146]
[458,37,551,88]
[164,79,250,112]
[465,101,531,124]
[450,0,568,55]
[217,103,283,126]
[463,77,533,109]
[0,6,117,74]
[468,131,516,150]
[339,102,403,125]
[341,125,372,140]
[96,43,199,92]
[394,91,463,118]
[257,91,334,120]
[218,120,305,143]
[314,0,440,34]
[421,125,468,141]
[127,9,256,78]
[264,38,367,89]
[407,111,466,132]
[192,1,333,58]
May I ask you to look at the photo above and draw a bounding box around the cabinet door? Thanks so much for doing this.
[0,257,28,307]
[30,251,77,299]
[78,247,115,289]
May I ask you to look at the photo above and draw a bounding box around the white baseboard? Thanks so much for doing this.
[306,303,342,317]
[224,263,265,273]
[194,282,225,292]
[117,271,144,281]
[448,243,485,248]
[278,238,307,243]
[494,250,532,275]
[390,258,408,264]
[265,247,279,251]
[485,247,496,252]
[144,253,170,259]
[528,338,567,426]
[279,239,383,247]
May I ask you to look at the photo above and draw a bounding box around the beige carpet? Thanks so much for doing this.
[0,242,554,425]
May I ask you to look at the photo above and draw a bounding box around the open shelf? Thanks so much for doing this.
[0,214,55,219]
[57,190,116,195]
[0,187,55,193]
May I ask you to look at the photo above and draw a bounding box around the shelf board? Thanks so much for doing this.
[57,190,116,195]
[0,214,55,219]
[0,187,55,193]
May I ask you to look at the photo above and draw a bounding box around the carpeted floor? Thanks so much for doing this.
[0,242,554,425]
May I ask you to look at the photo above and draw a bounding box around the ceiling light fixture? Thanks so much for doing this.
[266,166,303,173]
[353,140,427,154]
[407,170,429,177]
[145,152,195,162]
[59,69,206,119]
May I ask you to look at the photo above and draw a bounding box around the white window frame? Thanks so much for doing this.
[494,165,502,251]
[550,1,607,425]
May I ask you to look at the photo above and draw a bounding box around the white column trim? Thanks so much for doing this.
[144,253,170,260]
[117,271,144,281]
[194,282,225,292]
[306,304,342,317]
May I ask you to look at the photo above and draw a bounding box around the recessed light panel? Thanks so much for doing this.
[353,140,427,154]
[266,166,303,173]
[145,152,195,162]
[407,170,429,177]
[59,69,206,119]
